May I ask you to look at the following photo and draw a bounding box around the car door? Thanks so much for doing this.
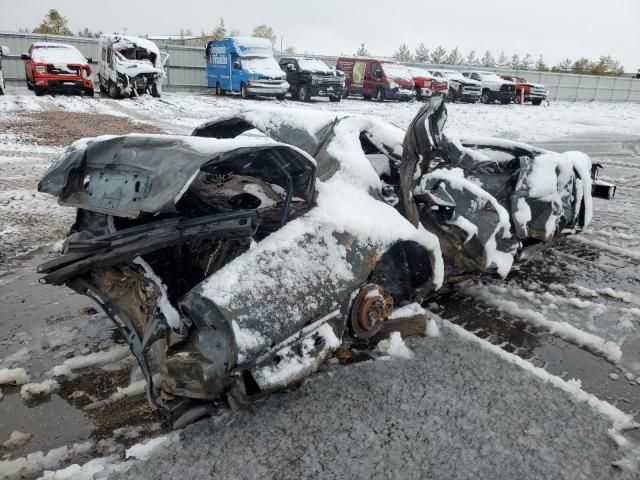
[363,61,381,97]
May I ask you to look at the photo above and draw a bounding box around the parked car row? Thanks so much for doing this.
[11,35,547,106]
[18,35,167,98]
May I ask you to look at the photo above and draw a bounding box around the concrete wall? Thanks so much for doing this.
[2,32,639,102]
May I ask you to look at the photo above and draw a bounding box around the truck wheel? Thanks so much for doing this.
[26,80,34,91]
[34,86,45,96]
[531,99,543,106]
[480,90,491,104]
[298,84,311,102]
[415,88,422,101]
[376,88,385,102]
[445,88,454,103]
[215,82,225,96]
[514,93,522,104]
[329,95,341,103]
[151,84,161,98]
[97,75,107,94]
[363,95,372,100]
[342,90,348,99]
[240,83,249,99]
[108,82,122,99]
[85,88,95,97]
[500,98,511,105]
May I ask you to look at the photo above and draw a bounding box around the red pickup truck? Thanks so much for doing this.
[21,42,94,96]
[406,66,448,100]
[501,75,547,105]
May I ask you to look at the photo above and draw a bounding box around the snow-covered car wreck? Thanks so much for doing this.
[37,97,593,422]
[97,35,168,98]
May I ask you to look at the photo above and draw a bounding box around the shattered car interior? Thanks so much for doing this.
[37,97,596,425]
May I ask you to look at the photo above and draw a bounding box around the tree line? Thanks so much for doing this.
[376,42,624,76]
[18,9,625,76]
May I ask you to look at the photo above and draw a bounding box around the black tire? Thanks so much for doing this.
[363,95,371,100]
[415,88,422,101]
[275,94,286,100]
[240,83,249,99]
[151,83,161,98]
[445,88,454,103]
[98,75,107,94]
[34,86,45,96]
[0,86,4,96]
[215,82,225,96]
[480,90,491,104]
[85,88,94,97]
[108,82,121,99]
[514,92,522,104]
[500,98,511,105]
[342,89,349,99]
[329,95,341,103]
[376,88,386,102]
[26,80,34,91]
[531,98,543,106]
[298,83,311,102]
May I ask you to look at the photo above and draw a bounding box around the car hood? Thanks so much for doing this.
[388,76,414,88]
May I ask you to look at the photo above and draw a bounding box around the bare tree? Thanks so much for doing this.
[521,53,534,70]
[252,24,277,47]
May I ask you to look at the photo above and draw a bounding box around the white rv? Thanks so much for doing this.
[97,35,168,98]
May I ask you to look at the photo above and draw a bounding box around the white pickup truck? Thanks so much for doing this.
[462,70,516,104]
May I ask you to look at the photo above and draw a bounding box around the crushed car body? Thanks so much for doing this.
[38,97,594,420]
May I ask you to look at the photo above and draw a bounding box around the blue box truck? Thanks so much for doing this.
[206,37,289,100]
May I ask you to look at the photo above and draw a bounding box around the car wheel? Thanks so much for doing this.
[445,88,454,103]
[298,84,310,102]
[480,91,491,104]
[150,84,161,98]
[97,75,107,94]
[363,95,372,100]
[531,99,543,106]
[34,86,45,96]
[342,89,349,99]
[500,98,511,105]
[376,88,386,102]
[85,88,94,97]
[26,80,34,91]
[240,83,249,99]
[329,95,341,103]
[415,88,422,101]
[215,82,225,96]
[275,94,286,100]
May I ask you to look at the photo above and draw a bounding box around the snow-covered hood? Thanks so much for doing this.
[243,56,286,79]
[460,78,481,86]
[30,43,88,65]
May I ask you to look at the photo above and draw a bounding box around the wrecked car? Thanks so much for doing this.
[97,35,168,98]
[38,97,593,423]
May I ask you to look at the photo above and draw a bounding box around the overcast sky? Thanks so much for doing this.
[2,0,639,70]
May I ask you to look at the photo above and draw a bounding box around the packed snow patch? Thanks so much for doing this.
[2,431,32,450]
[20,379,59,400]
[0,368,30,386]
[376,332,415,359]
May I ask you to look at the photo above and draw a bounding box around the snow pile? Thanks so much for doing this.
[20,379,59,400]
[125,436,170,461]
[2,431,32,450]
[0,368,30,386]
[0,442,95,480]
[388,302,425,320]
[376,332,415,359]
[49,345,131,377]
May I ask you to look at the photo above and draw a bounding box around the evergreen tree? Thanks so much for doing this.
[481,50,495,68]
[393,43,413,62]
[356,43,370,56]
[430,46,447,64]
[33,9,72,36]
[572,57,591,74]
[466,50,477,66]
[496,51,509,69]
[509,53,521,69]
[556,58,572,72]
[414,43,430,63]
[211,18,227,40]
[445,47,462,65]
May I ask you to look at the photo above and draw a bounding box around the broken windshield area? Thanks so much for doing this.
[114,46,157,65]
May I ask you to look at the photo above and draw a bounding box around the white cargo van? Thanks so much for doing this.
[97,35,168,98]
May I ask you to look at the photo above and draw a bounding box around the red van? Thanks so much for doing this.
[406,66,448,100]
[21,42,94,96]
[336,57,415,102]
